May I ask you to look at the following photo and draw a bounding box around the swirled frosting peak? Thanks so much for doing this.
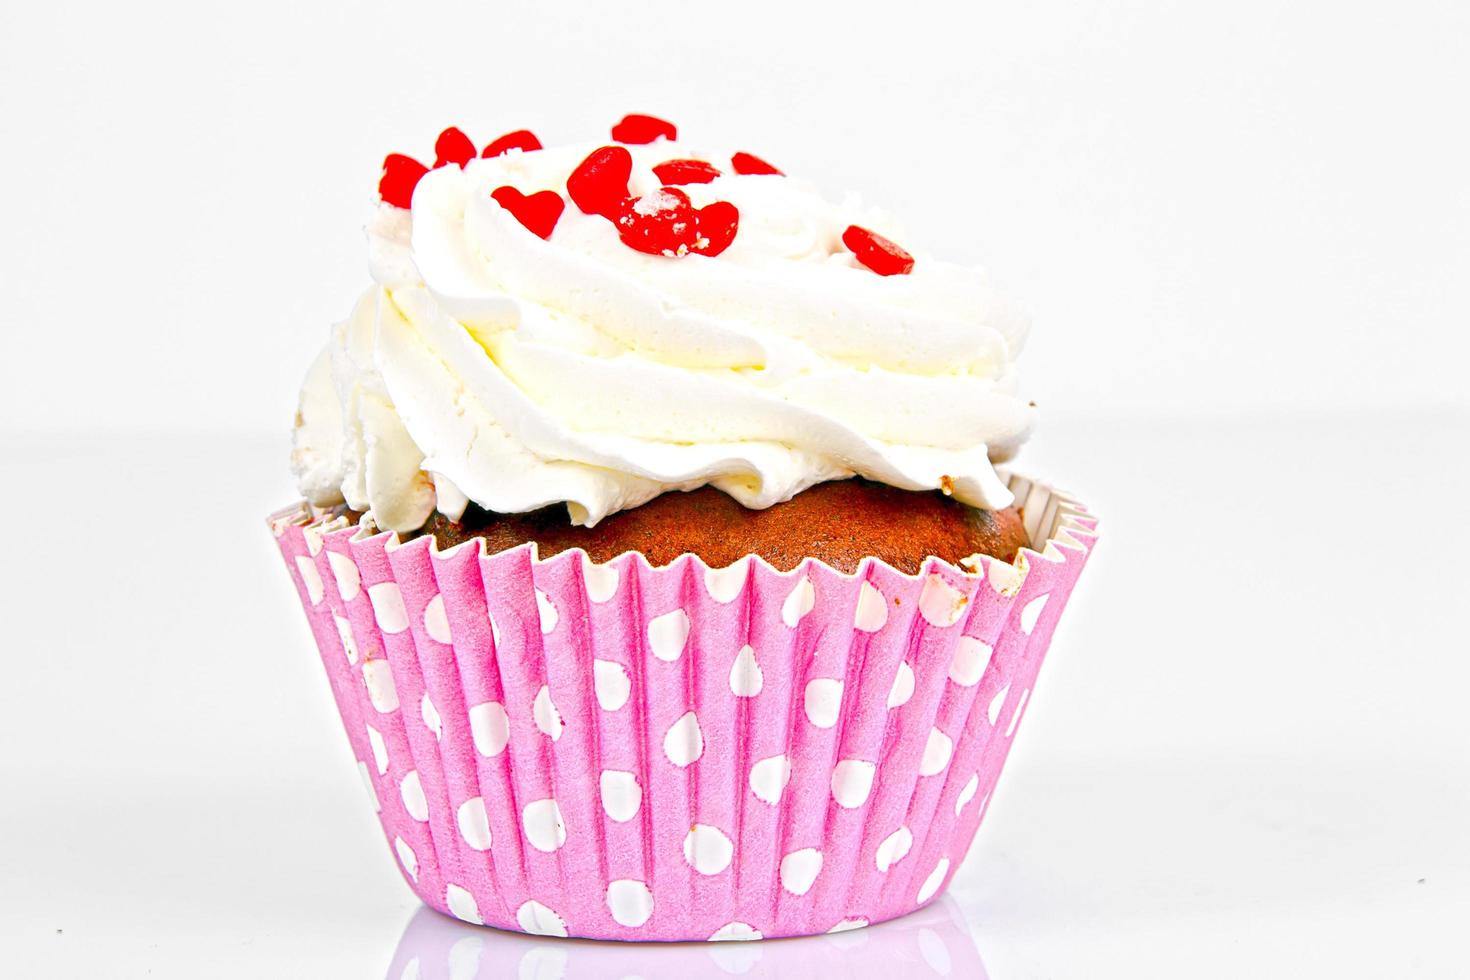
[292,118,1036,532]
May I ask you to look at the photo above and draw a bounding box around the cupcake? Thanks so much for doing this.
[271,114,1097,941]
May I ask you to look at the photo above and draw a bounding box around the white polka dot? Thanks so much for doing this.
[749,754,791,805]
[399,770,429,821]
[468,701,509,757]
[329,551,361,601]
[517,946,565,980]
[535,589,558,634]
[423,594,451,644]
[363,660,400,713]
[830,759,876,808]
[443,934,479,980]
[295,556,324,605]
[887,660,915,709]
[448,936,482,979]
[303,526,324,556]
[917,858,951,904]
[533,685,563,741]
[780,847,823,895]
[987,684,1010,726]
[1005,688,1031,738]
[875,825,913,872]
[420,694,442,740]
[709,943,761,974]
[1020,593,1050,634]
[949,636,993,687]
[988,559,1024,596]
[918,926,953,975]
[919,575,968,628]
[824,926,865,953]
[648,609,690,662]
[955,772,980,815]
[516,900,567,937]
[394,837,418,881]
[445,883,482,925]
[782,576,816,627]
[709,921,762,942]
[457,796,492,850]
[703,559,748,603]
[599,770,641,822]
[357,761,380,811]
[919,728,954,776]
[804,678,843,728]
[854,581,888,632]
[582,557,620,603]
[829,917,869,933]
[606,879,654,927]
[369,582,409,633]
[663,710,704,767]
[593,659,630,711]
[729,645,763,697]
[683,824,734,875]
[334,615,359,664]
[521,798,566,852]
[366,724,388,774]
[710,942,762,974]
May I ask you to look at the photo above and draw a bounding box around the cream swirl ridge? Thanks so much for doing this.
[293,138,1035,532]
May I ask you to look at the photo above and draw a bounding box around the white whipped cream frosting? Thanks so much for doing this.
[292,139,1036,532]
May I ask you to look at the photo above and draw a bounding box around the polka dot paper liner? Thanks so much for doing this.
[270,475,1096,941]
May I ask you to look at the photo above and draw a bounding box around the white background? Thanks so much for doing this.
[2,0,1467,434]
[1,1,1467,977]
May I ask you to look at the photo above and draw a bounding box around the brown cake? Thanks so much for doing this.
[389,479,1028,574]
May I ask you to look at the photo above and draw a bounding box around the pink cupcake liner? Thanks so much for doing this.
[270,474,1096,941]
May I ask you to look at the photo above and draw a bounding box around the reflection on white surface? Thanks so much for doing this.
[384,897,986,980]
[5,422,1467,977]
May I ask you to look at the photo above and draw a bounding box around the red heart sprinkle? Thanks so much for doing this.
[652,159,722,185]
[567,145,634,219]
[434,127,476,169]
[691,201,739,256]
[842,225,915,276]
[617,187,699,256]
[611,113,677,144]
[482,130,543,157]
[379,153,429,209]
[731,151,783,176]
[491,186,565,240]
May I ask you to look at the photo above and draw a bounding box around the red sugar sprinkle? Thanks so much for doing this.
[611,113,677,144]
[433,127,477,169]
[491,186,565,240]
[567,145,634,219]
[616,188,740,258]
[482,130,543,158]
[379,153,429,209]
[652,159,722,185]
[731,151,783,176]
[842,225,914,276]
[692,200,739,257]
[617,187,697,255]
